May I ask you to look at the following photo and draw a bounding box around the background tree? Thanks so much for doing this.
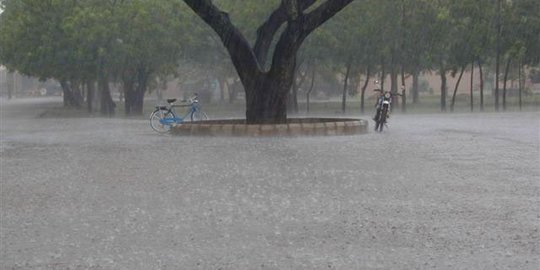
[2,0,539,117]
[0,0,85,107]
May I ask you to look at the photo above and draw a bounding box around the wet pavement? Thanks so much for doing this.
[1,97,539,269]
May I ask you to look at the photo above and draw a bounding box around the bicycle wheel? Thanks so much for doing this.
[190,110,209,122]
[150,109,175,133]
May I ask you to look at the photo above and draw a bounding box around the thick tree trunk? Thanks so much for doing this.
[245,73,291,124]
[450,65,466,112]
[183,0,353,124]
[245,21,304,123]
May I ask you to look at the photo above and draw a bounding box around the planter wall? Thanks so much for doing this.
[170,118,368,137]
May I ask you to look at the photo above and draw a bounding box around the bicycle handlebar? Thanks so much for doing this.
[162,93,199,107]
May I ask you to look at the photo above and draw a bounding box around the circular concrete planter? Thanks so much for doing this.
[170,118,368,137]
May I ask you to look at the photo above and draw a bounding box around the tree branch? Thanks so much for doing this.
[301,0,353,38]
[268,0,353,81]
[182,0,260,80]
[253,0,316,68]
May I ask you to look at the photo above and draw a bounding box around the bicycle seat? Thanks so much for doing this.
[167,98,177,104]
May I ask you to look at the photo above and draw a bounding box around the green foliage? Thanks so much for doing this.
[1,0,538,106]
[0,0,190,84]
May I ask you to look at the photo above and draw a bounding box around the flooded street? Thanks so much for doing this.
[1,97,539,269]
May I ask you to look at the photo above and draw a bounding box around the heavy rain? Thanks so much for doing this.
[1,0,539,269]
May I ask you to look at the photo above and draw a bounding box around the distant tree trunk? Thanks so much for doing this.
[6,72,14,99]
[60,80,70,107]
[341,59,352,113]
[412,69,419,104]
[124,67,149,116]
[98,72,115,116]
[87,80,96,113]
[390,53,398,95]
[133,85,145,115]
[439,63,447,112]
[360,65,371,114]
[219,77,226,102]
[450,65,466,112]
[290,81,299,114]
[228,79,240,104]
[518,59,523,110]
[123,76,136,115]
[133,67,149,115]
[470,58,474,112]
[380,58,386,91]
[290,58,309,113]
[400,63,406,113]
[495,0,501,111]
[502,57,511,111]
[155,77,166,102]
[306,65,316,113]
[72,80,84,105]
[478,58,484,111]
[60,80,81,108]
[288,64,302,113]
[390,67,399,110]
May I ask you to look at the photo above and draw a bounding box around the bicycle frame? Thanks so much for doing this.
[158,103,199,126]
[156,99,207,126]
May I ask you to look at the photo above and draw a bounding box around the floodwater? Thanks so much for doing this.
[1,97,539,269]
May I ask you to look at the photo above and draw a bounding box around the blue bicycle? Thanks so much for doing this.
[150,94,209,133]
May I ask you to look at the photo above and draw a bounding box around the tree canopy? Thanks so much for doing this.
[1,0,538,116]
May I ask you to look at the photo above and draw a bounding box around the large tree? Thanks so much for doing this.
[0,0,85,107]
[182,0,354,124]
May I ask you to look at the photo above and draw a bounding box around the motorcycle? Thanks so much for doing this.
[372,82,403,132]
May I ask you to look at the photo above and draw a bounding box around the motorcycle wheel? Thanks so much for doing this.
[378,107,388,132]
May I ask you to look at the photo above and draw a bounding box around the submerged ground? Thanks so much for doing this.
[1,97,539,269]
